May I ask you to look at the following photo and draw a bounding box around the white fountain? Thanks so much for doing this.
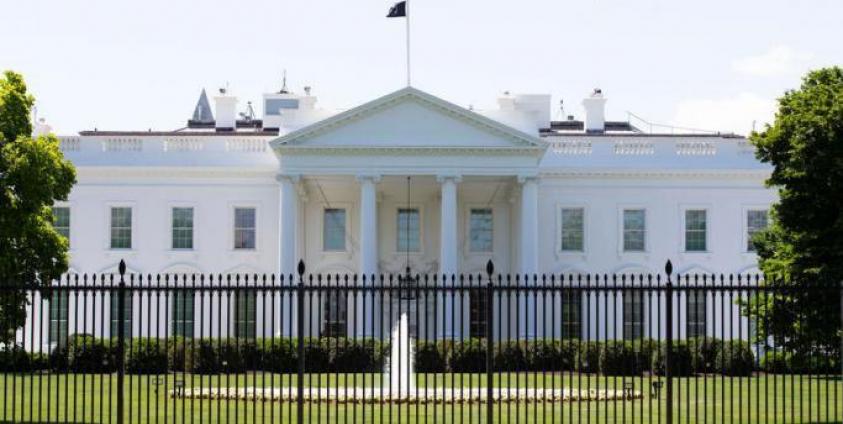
[387,312,414,398]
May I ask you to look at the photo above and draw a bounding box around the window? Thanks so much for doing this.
[110,292,133,338]
[235,291,257,339]
[172,207,194,249]
[110,207,132,249]
[469,290,488,338]
[469,208,493,252]
[746,210,768,252]
[623,291,645,340]
[322,292,348,337]
[172,291,195,338]
[623,209,646,252]
[684,209,707,252]
[560,208,585,252]
[234,208,256,250]
[397,208,420,252]
[52,207,70,244]
[49,291,69,346]
[687,291,706,338]
[323,208,347,251]
[561,290,582,338]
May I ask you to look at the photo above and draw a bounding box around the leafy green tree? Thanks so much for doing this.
[0,71,76,345]
[748,67,843,357]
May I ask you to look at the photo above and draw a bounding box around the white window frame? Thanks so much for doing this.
[52,202,72,248]
[465,206,494,254]
[618,206,648,253]
[680,205,711,253]
[743,206,770,253]
[231,204,259,251]
[107,203,135,251]
[394,204,424,255]
[320,203,352,254]
[169,204,196,251]
[556,204,587,254]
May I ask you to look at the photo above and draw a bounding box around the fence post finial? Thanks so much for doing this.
[297,259,306,277]
[486,260,494,277]
[665,259,673,276]
[118,259,126,276]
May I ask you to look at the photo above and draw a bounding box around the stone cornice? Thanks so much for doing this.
[539,168,771,179]
[275,145,545,156]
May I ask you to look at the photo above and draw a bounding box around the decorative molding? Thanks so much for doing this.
[435,174,463,184]
[275,145,546,157]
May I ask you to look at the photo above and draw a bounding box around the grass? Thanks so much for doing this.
[1,372,841,423]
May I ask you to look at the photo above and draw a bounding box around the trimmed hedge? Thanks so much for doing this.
[715,341,755,376]
[599,341,651,376]
[652,342,694,377]
[8,336,807,377]
[126,338,168,374]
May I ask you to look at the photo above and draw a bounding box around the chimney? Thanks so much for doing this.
[33,118,53,137]
[582,88,607,133]
[214,88,238,131]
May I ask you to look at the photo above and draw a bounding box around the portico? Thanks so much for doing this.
[270,87,547,277]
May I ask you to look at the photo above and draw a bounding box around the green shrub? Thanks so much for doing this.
[688,337,721,373]
[450,339,486,372]
[651,342,694,377]
[760,351,789,374]
[415,341,447,372]
[575,341,601,373]
[715,341,754,376]
[495,341,527,371]
[126,338,168,374]
[167,337,192,372]
[66,335,115,373]
[599,341,649,376]
[324,338,383,372]
[303,338,330,372]
[0,345,31,372]
[259,338,297,373]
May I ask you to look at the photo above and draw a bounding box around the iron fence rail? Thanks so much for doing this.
[0,260,841,424]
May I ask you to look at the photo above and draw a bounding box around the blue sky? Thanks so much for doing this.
[2,0,840,135]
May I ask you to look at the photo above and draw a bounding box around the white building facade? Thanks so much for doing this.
[20,84,774,348]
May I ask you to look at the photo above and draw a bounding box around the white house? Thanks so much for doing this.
[20,84,773,348]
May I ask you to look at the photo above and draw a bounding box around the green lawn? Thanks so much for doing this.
[1,372,841,423]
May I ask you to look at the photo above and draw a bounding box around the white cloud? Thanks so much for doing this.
[732,45,814,77]
[672,92,777,136]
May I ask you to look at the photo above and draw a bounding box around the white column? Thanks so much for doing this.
[518,175,539,274]
[437,175,461,274]
[437,175,461,339]
[518,175,539,339]
[357,174,380,337]
[277,174,299,337]
[278,174,300,275]
[357,175,381,277]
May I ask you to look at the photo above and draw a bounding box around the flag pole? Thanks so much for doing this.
[405,0,411,86]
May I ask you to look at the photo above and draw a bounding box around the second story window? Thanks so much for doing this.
[397,208,420,252]
[323,208,347,251]
[623,209,646,252]
[684,209,707,252]
[52,206,70,244]
[746,210,768,252]
[172,207,194,249]
[110,207,132,249]
[234,208,256,250]
[560,208,585,252]
[469,208,493,253]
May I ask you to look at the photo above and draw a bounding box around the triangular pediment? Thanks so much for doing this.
[271,87,547,151]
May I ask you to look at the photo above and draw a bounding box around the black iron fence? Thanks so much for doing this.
[0,260,841,423]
